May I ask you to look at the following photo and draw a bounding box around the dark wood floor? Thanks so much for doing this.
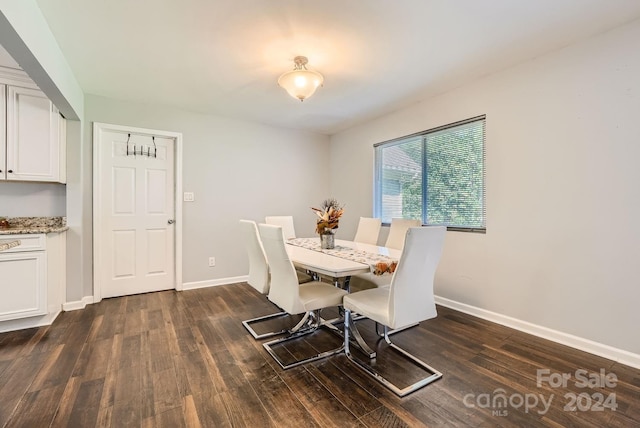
[0,284,637,427]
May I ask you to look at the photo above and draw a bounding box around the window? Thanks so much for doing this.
[374,116,485,232]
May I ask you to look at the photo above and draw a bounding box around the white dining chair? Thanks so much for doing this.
[240,219,270,294]
[239,219,309,340]
[385,218,422,250]
[265,215,297,239]
[343,226,446,396]
[259,223,347,369]
[349,217,413,291]
[353,217,382,245]
[265,215,315,282]
[348,270,392,292]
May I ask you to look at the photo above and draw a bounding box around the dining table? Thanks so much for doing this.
[285,237,401,290]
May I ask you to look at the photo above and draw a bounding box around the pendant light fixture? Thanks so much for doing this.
[278,56,324,101]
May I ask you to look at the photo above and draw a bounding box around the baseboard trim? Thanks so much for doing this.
[62,296,95,311]
[182,275,248,291]
[0,310,61,333]
[435,295,640,369]
[62,277,250,306]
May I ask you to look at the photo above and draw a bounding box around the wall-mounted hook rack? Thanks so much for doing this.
[126,133,158,158]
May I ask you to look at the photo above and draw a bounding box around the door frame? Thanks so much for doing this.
[92,122,183,302]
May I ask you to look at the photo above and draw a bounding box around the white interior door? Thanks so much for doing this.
[95,124,178,299]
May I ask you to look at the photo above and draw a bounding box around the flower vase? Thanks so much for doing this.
[320,229,335,249]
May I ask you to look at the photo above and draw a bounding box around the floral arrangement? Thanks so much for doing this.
[373,261,397,276]
[311,198,344,235]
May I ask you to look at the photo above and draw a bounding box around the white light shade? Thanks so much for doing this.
[278,56,324,101]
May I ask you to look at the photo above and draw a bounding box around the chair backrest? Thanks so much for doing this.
[388,226,446,329]
[353,217,382,245]
[385,218,422,250]
[258,223,305,314]
[239,219,269,294]
[265,216,296,240]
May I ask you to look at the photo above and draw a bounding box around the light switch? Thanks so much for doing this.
[183,192,195,202]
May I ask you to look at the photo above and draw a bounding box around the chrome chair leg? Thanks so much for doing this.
[243,309,314,340]
[345,310,442,397]
[346,312,376,358]
[262,309,345,370]
[375,321,419,337]
[289,311,313,333]
[242,311,290,340]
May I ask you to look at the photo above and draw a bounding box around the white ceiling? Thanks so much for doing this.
[34,0,640,135]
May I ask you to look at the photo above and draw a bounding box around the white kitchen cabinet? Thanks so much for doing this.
[0,84,5,180]
[0,232,66,331]
[0,235,47,321]
[0,67,65,183]
[5,85,61,182]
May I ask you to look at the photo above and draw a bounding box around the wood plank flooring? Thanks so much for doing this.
[0,284,637,427]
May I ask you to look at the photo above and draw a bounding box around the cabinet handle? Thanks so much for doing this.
[7,170,13,173]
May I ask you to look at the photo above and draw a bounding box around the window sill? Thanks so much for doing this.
[380,224,486,234]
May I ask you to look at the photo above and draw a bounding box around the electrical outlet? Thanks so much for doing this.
[184,192,195,202]
[208,257,216,267]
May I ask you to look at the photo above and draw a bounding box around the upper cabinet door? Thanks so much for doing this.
[0,84,5,180]
[6,86,60,182]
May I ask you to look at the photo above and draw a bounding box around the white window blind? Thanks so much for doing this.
[374,116,486,231]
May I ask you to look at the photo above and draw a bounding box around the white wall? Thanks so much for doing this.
[85,94,330,286]
[0,43,19,69]
[330,20,640,355]
[0,182,65,216]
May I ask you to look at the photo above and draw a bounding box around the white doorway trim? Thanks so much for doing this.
[92,122,183,302]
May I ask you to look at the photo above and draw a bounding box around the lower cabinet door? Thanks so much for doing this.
[0,251,47,321]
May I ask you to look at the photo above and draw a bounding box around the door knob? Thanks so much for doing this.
[168,219,175,225]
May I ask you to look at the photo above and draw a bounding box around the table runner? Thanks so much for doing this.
[287,238,398,276]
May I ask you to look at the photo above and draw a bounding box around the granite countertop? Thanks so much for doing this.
[0,217,68,235]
